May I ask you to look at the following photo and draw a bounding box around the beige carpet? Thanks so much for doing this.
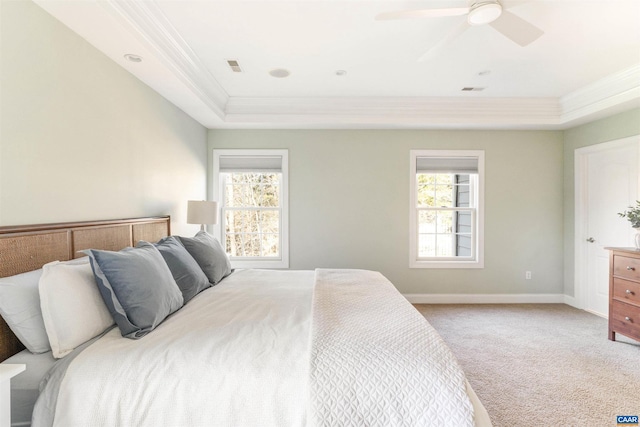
[416,304,640,427]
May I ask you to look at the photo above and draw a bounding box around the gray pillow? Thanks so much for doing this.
[0,269,50,353]
[84,242,184,339]
[140,236,210,303]
[176,232,232,285]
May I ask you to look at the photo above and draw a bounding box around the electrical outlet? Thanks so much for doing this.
[525,271,532,280]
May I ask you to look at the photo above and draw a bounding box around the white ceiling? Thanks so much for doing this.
[34,0,640,130]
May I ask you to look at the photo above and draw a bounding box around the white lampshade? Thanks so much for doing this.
[187,200,218,230]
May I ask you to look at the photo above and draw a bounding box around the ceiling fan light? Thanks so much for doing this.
[467,2,502,26]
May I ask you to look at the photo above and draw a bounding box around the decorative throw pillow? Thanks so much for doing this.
[176,232,232,285]
[0,269,50,353]
[84,242,184,339]
[39,258,115,358]
[139,236,210,303]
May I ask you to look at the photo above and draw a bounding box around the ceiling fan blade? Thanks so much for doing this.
[376,7,469,21]
[418,20,470,62]
[489,9,543,46]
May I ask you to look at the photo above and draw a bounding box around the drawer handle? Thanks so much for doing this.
[626,289,635,295]
[625,316,633,322]
[627,266,636,271]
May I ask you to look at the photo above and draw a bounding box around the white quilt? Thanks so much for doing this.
[40,269,479,427]
[309,269,475,427]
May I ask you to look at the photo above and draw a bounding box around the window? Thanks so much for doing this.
[410,150,484,268]
[213,149,288,268]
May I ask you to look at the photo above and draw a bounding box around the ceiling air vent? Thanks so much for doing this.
[226,60,242,73]
[461,87,485,91]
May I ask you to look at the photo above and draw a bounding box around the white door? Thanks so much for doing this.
[578,137,639,317]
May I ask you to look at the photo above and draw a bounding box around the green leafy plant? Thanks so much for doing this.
[618,200,640,228]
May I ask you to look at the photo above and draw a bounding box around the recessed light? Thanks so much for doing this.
[269,68,290,78]
[335,70,347,76]
[124,54,143,63]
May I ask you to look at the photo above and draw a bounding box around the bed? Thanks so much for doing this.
[0,216,492,427]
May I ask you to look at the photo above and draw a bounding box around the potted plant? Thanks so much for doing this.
[618,200,640,249]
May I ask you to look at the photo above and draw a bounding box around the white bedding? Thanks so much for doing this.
[309,269,475,426]
[48,269,313,427]
[33,269,491,427]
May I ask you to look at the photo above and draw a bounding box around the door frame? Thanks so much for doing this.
[574,135,640,314]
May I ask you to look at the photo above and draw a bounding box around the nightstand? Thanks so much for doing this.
[0,364,25,427]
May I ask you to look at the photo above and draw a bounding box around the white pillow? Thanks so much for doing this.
[0,269,50,353]
[39,258,114,358]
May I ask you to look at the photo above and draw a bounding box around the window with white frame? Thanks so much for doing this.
[410,150,484,268]
[213,149,289,269]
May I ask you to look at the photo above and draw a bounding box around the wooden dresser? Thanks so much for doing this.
[606,247,640,342]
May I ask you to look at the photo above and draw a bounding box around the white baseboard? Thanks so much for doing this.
[404,293,566,304]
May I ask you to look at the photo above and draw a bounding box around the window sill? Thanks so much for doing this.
[230,259,289,269]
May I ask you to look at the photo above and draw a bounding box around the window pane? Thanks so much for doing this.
[436,211,453,234]
[261,234,279,257]
[224,173,281,208]
[436,234,454,257]
[418,234,435,257]
[436,174,453,185]
[417,209,474,258]
[230,233,261,257]
[435,184,453,207]
[417,174,436,207]
[258,184,280,207]
[225,183,253,207]
[259,210,279,233]
[225,210,260,233]
[418,210,436,233]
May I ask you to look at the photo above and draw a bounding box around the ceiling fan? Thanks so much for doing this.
[376,0,544,61]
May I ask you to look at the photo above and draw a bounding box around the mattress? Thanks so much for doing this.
[1,350,56,427]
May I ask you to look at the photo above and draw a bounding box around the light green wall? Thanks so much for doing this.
[5,0,638,296]
[209,130,564,294]
[562,108,640,297]
[0,0,208,235]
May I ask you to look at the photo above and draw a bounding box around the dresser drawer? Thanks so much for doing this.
[610,300,640,340]
[613,278,640,307]
[613,255,640,282]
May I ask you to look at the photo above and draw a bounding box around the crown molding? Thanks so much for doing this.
[559,64,640,125]
[224,96,563,128]
[102,0,228,120]
[221,65,640,128]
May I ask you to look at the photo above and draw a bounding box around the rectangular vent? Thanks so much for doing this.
[461,87,485,91]
[227,59,242,73]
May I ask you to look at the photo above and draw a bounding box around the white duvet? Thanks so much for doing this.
[42,269,481,427]
[52,269,313,427]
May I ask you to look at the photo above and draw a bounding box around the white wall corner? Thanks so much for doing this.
[562,294,580,309]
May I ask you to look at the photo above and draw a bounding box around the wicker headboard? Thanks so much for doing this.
[0,216,171,361]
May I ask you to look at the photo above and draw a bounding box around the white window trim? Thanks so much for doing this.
[213,149,289,269]
[409,149,485,269]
